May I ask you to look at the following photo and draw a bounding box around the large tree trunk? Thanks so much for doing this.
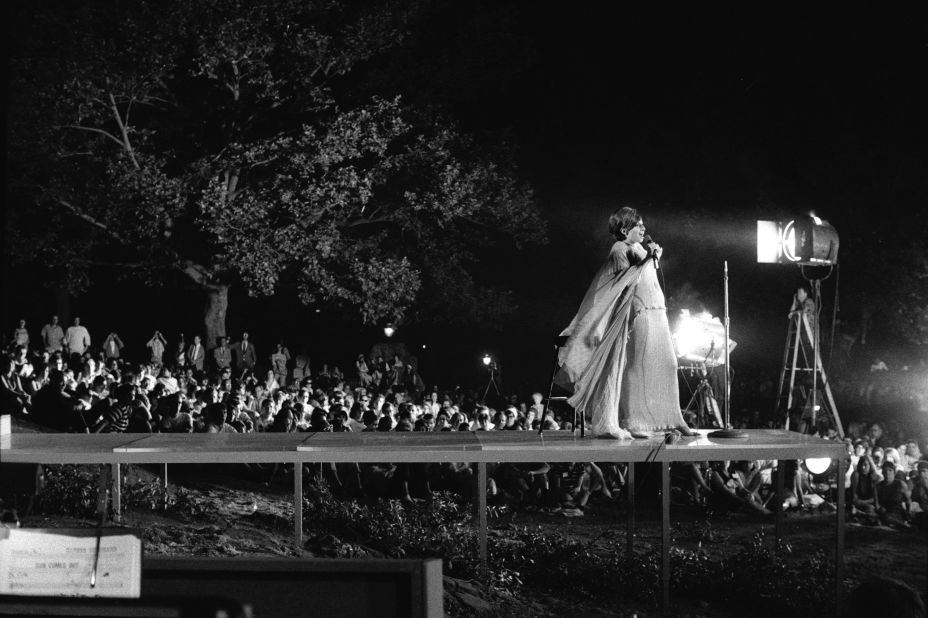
[180,262,230,350]
[203,283,229,349]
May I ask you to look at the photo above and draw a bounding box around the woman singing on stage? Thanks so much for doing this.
[556,206,695,439]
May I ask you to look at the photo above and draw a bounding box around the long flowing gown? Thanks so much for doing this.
[556,241,686,437]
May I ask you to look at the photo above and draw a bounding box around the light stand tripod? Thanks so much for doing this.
[681,365,724,429]
[482,361,501,402]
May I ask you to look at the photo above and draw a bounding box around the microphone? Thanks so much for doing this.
[643,234,660,269]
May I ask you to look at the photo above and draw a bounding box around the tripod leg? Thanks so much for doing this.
[541,344,562,435]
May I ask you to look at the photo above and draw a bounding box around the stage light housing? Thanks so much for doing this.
[672,309,736,365]
[804,457,832,475]
[757,214,839,266]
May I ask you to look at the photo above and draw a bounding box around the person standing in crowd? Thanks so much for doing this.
[103,332,125,360]
[212,336,232,371]
[187,335,206,371]
[270,341,290,388]
[41,315,65,353]
[10,319,29,349]
[232,332,257,375]
[63,317,91,357]
[174,333,187,368]
[555,206,695,439]
[145,330,168,366]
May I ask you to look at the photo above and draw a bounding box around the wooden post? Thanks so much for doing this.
[111,463,121,522]
[835,457,845,616]
[661,462,671,610]
[775,463,784,548]
[476,462,488,581]
[294,462,303,548]
[163,463,169,511]
[626,462,635,569]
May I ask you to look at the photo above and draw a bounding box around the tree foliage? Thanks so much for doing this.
[7,0,544,338]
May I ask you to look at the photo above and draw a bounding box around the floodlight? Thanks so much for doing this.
[383,324,396,338]
[482,354,492,366]
[804,458,832,475]
[757,214,839,266]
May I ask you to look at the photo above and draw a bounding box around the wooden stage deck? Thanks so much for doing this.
[0,425,849,612]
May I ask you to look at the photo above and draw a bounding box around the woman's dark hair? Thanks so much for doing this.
[608,206,641,240]
[205,402,226,427]
[309,407,330,432]
[270,408,294,432]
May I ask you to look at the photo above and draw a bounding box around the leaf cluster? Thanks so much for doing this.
[8,0,545,326]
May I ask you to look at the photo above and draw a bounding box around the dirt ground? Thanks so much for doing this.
[17,465,928,618]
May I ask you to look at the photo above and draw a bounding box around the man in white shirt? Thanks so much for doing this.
[63,317,91,356]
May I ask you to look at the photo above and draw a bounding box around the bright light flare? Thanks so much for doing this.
[482,354,492,366]
[805,458,831,474]
[673,309,736,365]
[756,220,781,263]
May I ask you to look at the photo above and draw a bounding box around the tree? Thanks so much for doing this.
[7,0,544,346]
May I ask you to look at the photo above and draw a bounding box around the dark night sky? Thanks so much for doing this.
[4,5,927,396]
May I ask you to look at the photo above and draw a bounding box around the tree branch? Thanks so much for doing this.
[72,259,149,269]
[55,125,125,149]
[108,92,141,170]
[341,216,393,230]
[177,260,227,291]
[55,198,128,244]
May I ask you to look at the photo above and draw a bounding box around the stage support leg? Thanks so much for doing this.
[835,457,845,616]
[474,462,488,581]
[775,464,784,549]
[163,464,169,511]
[97,464,111,522]
[111,463,121,522]
[661,462,671,611]
[626,462,635,570]
[294,461,303,549]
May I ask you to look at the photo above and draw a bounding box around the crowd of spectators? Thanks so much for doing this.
[2,315,928,530]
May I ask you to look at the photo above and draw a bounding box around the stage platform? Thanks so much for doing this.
[0,425,848,612]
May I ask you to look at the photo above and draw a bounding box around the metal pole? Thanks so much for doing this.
[708,262,746,439]
[811,280,820,429]
[723,261,730,428]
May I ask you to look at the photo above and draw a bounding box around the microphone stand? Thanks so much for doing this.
[709,261,748,439]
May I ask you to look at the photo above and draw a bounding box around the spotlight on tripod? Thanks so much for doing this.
[481,353,500,401]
